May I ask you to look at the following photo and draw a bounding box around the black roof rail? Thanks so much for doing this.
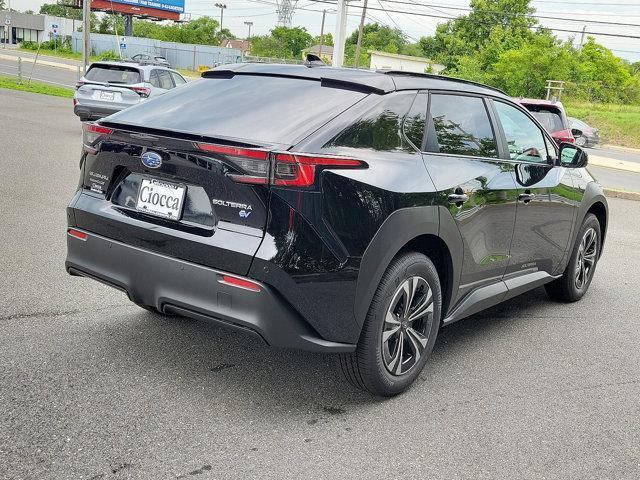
[377,70,508,95]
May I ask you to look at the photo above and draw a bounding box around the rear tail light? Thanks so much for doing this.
[558,137,575,144]
[130,86,151,98]
[273,153,365,187]
[219,274,261,292]
[82,123,114,154]
[195,142,366,188]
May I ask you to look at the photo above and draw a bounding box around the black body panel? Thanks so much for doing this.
[66,66,608,352]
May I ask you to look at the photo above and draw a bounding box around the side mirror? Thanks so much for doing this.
[571,128,582,137]
[559,142,588,168]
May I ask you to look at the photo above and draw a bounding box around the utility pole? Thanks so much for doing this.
[318,9,326,58]
[354,0,368,68]
[215,3,227,32]
[244,20,253,39]
[82,0,90,73]
[579,25,586,50]
[332,0,348,67]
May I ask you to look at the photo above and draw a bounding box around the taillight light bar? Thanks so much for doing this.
[219,275,262,292]
[195,142,366,188]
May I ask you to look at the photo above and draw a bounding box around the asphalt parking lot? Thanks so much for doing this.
[1,89,639,480]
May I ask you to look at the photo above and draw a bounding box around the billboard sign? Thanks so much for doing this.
[109,0,185,14]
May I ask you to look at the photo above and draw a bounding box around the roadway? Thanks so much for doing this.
[1,89,639,479]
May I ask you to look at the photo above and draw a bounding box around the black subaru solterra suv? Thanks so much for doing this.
[66,64,608,396]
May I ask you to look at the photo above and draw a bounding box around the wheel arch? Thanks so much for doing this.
[354,205,463,328]
[587,199,608,256]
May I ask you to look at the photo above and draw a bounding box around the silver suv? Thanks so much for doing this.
[73,61,187,121]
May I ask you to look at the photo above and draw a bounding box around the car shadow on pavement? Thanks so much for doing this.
[101,286,552,409]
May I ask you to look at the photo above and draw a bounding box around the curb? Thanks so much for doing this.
[588,155,640,174]
[603,188,640,201]
[601,144,640,155]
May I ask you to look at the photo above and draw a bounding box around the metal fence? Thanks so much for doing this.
[71,32,242,70]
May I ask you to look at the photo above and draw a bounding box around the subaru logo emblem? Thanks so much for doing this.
[141,151,162,169]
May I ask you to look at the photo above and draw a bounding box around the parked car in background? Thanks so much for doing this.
[67,65,608,396]
[569,117,600,147]
[130,53,172,67]
[73,61,187,121]
[516,98,574,146]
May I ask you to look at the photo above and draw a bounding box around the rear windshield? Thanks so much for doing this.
[85,64,141,84]
[526,107,564,132]
[105,75,368,145]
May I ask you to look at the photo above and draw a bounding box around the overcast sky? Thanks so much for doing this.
[13,0,640,61]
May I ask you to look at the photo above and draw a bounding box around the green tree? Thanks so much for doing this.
[39,2,82,20]
[250,26,313,59]
[343,23,407,67]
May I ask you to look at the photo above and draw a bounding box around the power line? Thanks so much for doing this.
[308,0,640,39]
[376,0,640,27]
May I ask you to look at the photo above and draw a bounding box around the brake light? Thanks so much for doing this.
[558,137,574,144]
[86,124,114,135]
[273,153,365,187]
[219,275,261,292]
[130,86,151,98]
[68,228,88,240]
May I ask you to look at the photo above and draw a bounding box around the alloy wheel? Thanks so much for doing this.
[575,227,598,290]
[382,276,434,376]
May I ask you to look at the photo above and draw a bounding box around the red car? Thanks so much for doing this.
[515,98,575,145]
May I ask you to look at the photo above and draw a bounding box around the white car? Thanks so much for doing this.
[73,61,187,122]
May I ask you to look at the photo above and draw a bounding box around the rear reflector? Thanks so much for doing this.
[68,228,88,241]
[219,275,261,292]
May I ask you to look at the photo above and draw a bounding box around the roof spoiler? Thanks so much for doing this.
[201,69,386,95]
[378,70,507,95]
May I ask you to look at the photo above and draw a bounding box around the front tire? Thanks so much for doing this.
[545,213,601,302]
[339,252,441,397]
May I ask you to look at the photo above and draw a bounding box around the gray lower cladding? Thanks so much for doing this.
[73,104,120,120]
[65,230,356,353]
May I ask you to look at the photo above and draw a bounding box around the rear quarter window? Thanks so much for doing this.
[85,65,141,84]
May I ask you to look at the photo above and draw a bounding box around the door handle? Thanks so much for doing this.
[518,191,535,203]
[448,193,469,205]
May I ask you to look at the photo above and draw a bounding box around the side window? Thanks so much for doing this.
[171,72,187,86]
[149,70,161,88]
[494,101,549,164]
[157,70,175,89]
[427,94,498,158]
[403,91,427,150]
[324,92,416,151]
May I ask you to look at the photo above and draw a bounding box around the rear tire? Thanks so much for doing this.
[545,213,601,302]
[339,252,441,397]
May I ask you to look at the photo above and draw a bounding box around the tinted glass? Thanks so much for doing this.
[324,92,416,151]
[149,70,161,88]
[530,109,564,132]
[157,70,174,89]
[403,91,427,149]
[85,65,141,84]
[428,94,497,157]
[106,76,368,145]
[171,72,186,86]
[495,101,548,164]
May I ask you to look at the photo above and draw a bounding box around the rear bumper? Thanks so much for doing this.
[73,104,121,121]
[65,229,355,353]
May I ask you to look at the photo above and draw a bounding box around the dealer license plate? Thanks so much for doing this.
[136,178,186,220]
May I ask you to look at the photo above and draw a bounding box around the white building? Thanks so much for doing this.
[369,50,445,74]
[1,10,81,45]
